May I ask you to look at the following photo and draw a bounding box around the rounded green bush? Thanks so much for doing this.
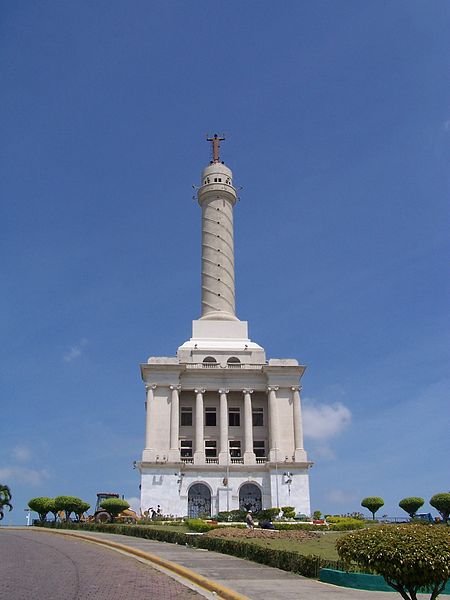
[398,496,424,519]
[337,524,450,600]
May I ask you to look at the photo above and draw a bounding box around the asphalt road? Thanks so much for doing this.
[0,528,202,599]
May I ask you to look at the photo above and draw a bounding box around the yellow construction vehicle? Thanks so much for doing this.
[93,492,138,523]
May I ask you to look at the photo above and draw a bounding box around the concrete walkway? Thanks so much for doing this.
[27,528,430,600]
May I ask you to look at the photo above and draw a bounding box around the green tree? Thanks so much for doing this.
[54,496,85,522]
[74,501,90,522]
[99,498,129,522]
[337,524,450,600]
[46,498,58,521]
[430,493,450,523]
[28,497,54,522]
[0,484,13,520]
[281,506,296,519]
[399,497,424,519]
[361,496,384,520]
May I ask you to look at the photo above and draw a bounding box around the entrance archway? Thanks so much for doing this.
[239,483,262,512]
[188,483,211,518]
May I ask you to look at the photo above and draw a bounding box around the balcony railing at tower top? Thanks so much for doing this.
[179,456,267,465]
[185,363,264,370]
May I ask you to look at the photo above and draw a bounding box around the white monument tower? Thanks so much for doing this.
[138,136,311,518]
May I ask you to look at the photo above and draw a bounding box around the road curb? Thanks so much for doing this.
[30,528,248,600]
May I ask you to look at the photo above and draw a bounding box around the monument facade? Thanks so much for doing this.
[138,136,311,518]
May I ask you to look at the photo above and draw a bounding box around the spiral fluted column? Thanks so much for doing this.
[197,159,238,321]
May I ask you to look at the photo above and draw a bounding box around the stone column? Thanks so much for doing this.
[243,389,256,464]
[218,389,229,465]
[292,386,307,462]
[194,388,206,463]
[267,386,280,462]
[168,385,181,462]
[142,384,157,462]
[145,384,156,449]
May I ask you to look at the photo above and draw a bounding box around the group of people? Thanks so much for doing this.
[246,510,275,530]
[145,505,162,520]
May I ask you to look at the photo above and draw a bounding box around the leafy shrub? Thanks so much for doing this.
[99,498,129,521]
[398,496,424,519]
[75,501,90,521]
[337,524,450,600]
[0,484,13,520]
[28,497,54,522]
[215,510,247,522]
[185,518,216,532]
[430,493,450,522]
[281,506,296,519]
[327,518,365,531]
[256,508,280,521]
[274,522,324,531]
[54,496,87,522]
[361,496,384,520]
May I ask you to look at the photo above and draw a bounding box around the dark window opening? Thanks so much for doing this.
[229,440,241,458]
[181,407,193,427]
[252,408,264,427]
[253,441,265,457]
[205,407,217,427]
[181,440,193,457]
[203,356,217,363]
[229,408,240,427]
[205,440,217,457]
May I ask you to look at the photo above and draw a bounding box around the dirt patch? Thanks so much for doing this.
[206,527,320,541]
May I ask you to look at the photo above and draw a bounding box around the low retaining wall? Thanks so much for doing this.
[319,569,450,594]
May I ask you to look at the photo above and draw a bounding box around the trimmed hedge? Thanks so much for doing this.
[327,518,365,531]
[34,521,344,578]
[185,518,216,533]
[274,522,323,531]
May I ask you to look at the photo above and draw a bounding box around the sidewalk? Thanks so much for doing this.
[30,528,430,600]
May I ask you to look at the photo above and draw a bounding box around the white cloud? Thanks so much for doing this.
[12,445,32,463]
[303,400,352,441]
[312,445,336,460]
[443,120,450,132]
[0,466,49,486]
[327,488,359,506]
[63,338,88,363]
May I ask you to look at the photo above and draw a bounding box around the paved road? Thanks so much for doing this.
[2,528,433,600]
[0,528,202,599]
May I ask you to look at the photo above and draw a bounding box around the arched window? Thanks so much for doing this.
[227,357,241,369]
[239,483,262,513]
[202,356,218,368]
[188,483,211,518]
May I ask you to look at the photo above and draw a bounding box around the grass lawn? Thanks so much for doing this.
[141,523,346,561]
[233,531,345,560]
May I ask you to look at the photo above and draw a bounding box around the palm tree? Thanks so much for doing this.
[0,484,13,520]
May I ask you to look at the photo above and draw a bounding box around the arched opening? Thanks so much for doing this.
[227,357,241,369]
[239,483,262,513]
[188,483,211,518]
[203,356,217,369]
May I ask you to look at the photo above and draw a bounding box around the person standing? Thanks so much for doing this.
[245,510,254,529]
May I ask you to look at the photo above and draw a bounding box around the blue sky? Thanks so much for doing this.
[1,1,449,523]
